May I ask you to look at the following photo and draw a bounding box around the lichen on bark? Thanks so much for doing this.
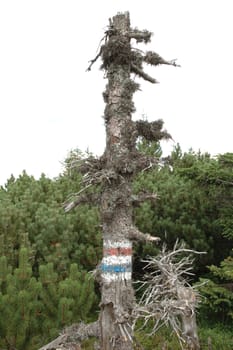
[97,12,169,350]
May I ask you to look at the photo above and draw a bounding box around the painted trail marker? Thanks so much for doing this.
[101,240,132,282]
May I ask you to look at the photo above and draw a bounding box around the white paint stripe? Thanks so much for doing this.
[102,255,131,265]
[103,240,132,249]
[102,272,132,282]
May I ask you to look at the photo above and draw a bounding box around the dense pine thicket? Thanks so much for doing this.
[0,146,232,349]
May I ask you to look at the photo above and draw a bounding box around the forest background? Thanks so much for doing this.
[0,143,232,350]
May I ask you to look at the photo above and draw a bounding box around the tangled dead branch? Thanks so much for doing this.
[87,21,179,84]
[133,242,206,349]
[38,321,100,350]
[63,190,100,212]
[135,119,172,142]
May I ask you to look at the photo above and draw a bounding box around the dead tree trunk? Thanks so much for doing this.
[99,14,140,350]
[96,12,176,350]
[60,11,179,350]
[177,287,200,350]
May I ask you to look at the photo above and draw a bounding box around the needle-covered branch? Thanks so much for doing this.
[135,119,172,142]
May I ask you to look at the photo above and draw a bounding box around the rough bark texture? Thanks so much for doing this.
[99,13,136,350]
[86,11,171,350]
[97,12,164,349]
[177,287,200,350]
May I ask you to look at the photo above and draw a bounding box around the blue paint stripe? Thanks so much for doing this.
[101,264,132,273]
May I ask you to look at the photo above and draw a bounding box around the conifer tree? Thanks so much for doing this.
[0,170,101,275]
[0,247,43,349]
[0,247,97,350]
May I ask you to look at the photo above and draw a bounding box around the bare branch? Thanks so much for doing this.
[116,150,159,175]
[86,47,103,71]
[131,193,158,207]
[133,242,204,349]
[82,169,118,186]
[63,192,100,212]
[215,178,233,186]
[39,321,100,350]
[127,226,160,242]
[66,156,104,177]
[131,63,159,84]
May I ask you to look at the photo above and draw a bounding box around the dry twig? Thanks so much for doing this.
[133,242,205,349]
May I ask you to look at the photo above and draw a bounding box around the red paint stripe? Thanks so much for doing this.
[104,247,132,256]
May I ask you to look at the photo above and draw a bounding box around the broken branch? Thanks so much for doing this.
[127,226,160,242]
[38,321,100,350]
[131,63,159,84]
[86,47,103,71]
[129,29,152,43]
[63,192,100,212]
[133,242,204,349]
[131,193,158,206]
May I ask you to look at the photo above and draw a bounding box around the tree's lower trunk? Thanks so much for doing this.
[99,217,135,349]
[178,287,200,350]
[100,282,133,350]
[98,13,135,349]
[181,313,200,350]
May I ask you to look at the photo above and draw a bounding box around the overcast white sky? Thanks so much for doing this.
[0,1,232,186]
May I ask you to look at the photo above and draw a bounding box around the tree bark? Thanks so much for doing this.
[98,12,169,349]
[99,13,136,350]
[177,287,200,350]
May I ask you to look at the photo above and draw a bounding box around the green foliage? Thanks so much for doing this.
[133,324,233,350]
[198,325,233,350]
[81,327,233,350]
[0,248,43,349]
[209,256,233,281]
[198,279,233,323]
[0,169,101,275]
[0,151,101,349]
[0,247,97,350]
[134,326,180,350]
[173,150,233,241]
[137,138,162,157]
[0,145,232,347]
[198,256,233,324]
[133,147,233,276]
